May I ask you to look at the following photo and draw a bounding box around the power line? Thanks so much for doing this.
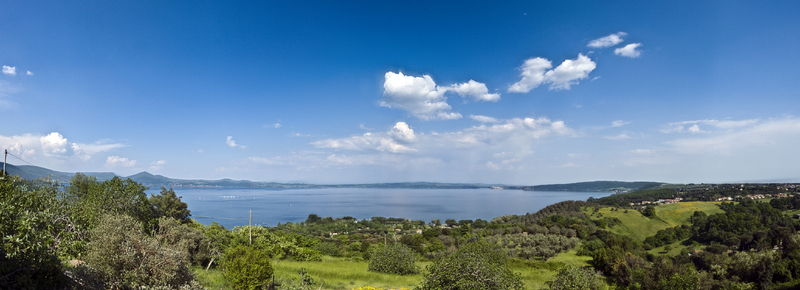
[4,151,71,183]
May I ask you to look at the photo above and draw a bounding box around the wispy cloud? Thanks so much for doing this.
[588,32,627,48]
[508,54,596,93]
[615,43,643,58]
[106,155,137,167]
[470,115,500,123]
[226,136,246,148]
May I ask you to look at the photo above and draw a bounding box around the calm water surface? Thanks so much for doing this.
[145,187,614,229]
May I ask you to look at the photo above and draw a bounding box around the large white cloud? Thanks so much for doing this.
[381,72,454,120]
[381,72,498,120]
[40,132,68,155]
[615,43,643,58]
[588,32,627,48]
[508,54,596,93]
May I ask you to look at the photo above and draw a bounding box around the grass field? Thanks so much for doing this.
[592,202,724,241]
[193,247,598,290]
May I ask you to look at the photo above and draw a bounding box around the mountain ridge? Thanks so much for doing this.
[1,162,661,191]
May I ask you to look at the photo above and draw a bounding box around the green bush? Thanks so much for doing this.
[546,265,604,290]
[85,214,194,289]
[418,241,523,290]
[368,243,419,275]
[222,245,273,290]
[156,217,213,266]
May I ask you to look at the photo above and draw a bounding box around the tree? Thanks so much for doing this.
[150,187,191,223]
[546,265,604,290]
[85,214,194,288]
[368,243,419,275]
[68,172,98,197]
[222,245,273,290]
[445,219,458,227]
[305,214,322,224]
[418,241,524,290]
[0,176,69,289]
[642,206,657,218]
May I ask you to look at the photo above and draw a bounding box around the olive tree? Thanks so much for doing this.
[418,241,523,290]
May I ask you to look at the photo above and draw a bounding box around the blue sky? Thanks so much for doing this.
[2,1,800,184]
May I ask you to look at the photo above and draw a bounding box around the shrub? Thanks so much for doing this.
[546,265,604,290]
[417,241,523,290]
[222,245,273,290]
[156,217,213,266]
[85,214,194,288]
[368,243,419,275]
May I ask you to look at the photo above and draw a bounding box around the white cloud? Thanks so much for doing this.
[661,119,760,133]
[2,66,16,75]
[381,71,455,120]
[449,80,500,102]
[40,132,68,155]
[615,43,643,58]
[388,122,417,143]
[508,54,596,93]
[486,161,500,170]
[630,149,653,154]
[588,32,627,48]
[274,123,282,128]
[226,136,246,148]
[26,71,33,76]
[106,155,136,167]
[360,124,374,130]
[311,122,417,153]
[665,118,800,155]
[543,54,597,90]
[149,160,166,170]
[605,133,634,140]
[611,120,630,127]
[435,112,463,120]
[470,115,500,123]
[560,162,577,168]
[508,57,552,93]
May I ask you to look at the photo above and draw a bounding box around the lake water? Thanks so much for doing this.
[145,187,614,229]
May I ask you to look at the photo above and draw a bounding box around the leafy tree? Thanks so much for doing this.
[368,243,419,275]
[546,265,604,290]
[305,214,322,224]
[642,206,657,218]
[0,176,69,289]
[68,172,98,197]
[68,176,154,233]
[222,245,273,290]
[150,187,191,223]
[85,214,194,289]
[418,241,523,290]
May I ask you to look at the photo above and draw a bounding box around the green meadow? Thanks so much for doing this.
[592,201,725,241]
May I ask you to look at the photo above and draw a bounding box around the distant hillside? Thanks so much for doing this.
[506,181,664,192]
[1,163,662,191]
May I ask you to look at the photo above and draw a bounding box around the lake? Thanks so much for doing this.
[145,187,614,229]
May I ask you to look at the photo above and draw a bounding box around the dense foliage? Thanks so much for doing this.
[222,245,273,290]
[150,186,192,223]
[546,265,604,290]
[417,241,524,290]
[367,243,419,275]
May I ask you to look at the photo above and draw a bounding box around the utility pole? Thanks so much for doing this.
[249,210,252,245]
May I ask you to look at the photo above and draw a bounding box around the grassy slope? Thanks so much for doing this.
[194,248,596,290]
[195,202,729,289]
[592,202,725,241]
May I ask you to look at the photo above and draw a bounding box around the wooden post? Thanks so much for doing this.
[249,210,252,245]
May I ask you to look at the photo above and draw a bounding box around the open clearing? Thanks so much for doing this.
[592,201,725,241]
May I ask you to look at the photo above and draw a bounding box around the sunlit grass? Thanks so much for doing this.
[192,247,602,290]
[271,256,425,290]
[594,202,724,241]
